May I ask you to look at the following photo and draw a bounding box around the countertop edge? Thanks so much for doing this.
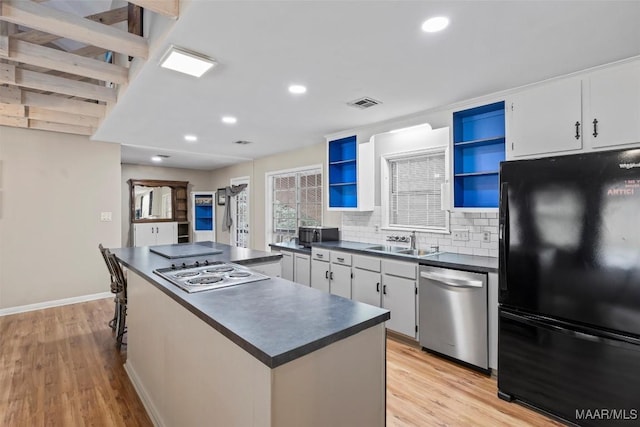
[289,241,499,274]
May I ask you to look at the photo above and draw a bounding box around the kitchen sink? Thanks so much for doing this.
[365,245,408,253]
[396,249,441,257]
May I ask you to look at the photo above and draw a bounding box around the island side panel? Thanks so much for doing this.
[271,323,386,427]
[125,271,272,427]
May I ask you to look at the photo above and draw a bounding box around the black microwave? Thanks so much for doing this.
[298,226,339,247]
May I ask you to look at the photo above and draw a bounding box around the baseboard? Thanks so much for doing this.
[0,291,113,316]
[124,362,165,427]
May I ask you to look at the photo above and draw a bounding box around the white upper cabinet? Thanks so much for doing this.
[586,61,640,149]
[507,60,640,160]
[508,77,583,159]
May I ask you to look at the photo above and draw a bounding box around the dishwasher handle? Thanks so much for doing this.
[420,271,483,289]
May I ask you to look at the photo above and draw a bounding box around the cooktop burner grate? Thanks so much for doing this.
[228,271,251,278]
[204,266,234,273]
[187,276,223,285]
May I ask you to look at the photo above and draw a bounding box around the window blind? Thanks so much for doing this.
[389,152,445,229]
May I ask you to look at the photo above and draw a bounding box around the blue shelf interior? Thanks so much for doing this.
[454,174,500,208]
[329,184,357,208]
[453,101,505,208]
[194,203,213,231]
[328,135,358,207]
[454,138,505,175]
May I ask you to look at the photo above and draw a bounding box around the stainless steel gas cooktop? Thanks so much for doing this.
[154,261,269,293]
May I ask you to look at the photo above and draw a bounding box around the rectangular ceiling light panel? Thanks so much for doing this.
[160,45,216,78]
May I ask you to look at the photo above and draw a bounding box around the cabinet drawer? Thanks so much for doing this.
[312,248,330,261]
[330,251,352,266]
[382,260,417,279]
[353,255,381,272]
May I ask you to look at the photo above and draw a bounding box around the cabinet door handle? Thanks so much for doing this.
[592,118,598,138]
[383,284,387,295]
[376,282,380,293]
[337,257,344,262]
[325,270,329,279]
[330,271,334,280]
[151,227,154,234]
[574,121,581,140]
[316,254,323,259]
[156,227,159,233]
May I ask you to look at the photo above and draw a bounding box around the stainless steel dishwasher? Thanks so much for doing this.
[419,265,489,372]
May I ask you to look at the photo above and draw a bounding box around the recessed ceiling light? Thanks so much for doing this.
[421,16,449,33]
[288,84,307,94]
[159,45,216,78]
[151,156,163,162]
[222,116,237,124]
[184,134,198,142]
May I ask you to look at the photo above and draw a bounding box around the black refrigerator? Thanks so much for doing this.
[498,148,640,426]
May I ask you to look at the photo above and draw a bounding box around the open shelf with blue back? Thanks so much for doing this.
[453,101,505,209]
[328,135,358,208]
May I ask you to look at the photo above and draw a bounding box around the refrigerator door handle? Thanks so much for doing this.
[499,182,509,291]
[501,310,640,348]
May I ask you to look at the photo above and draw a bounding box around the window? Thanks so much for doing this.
[382,148,448,231]
[268,166,322,244]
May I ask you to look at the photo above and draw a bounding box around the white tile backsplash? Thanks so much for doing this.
[340,207,499,258]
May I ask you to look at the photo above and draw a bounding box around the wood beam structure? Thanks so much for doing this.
[0,1,179,136]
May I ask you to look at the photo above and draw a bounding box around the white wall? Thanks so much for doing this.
[0,126,121,309]
[121,164,214,246]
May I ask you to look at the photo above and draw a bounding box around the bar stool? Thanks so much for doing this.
[98,243,118,331]
[107,252,127,348]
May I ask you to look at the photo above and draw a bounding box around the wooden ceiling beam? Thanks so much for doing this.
[28,106,99,128]
[0,21,8,56]
[22,90,106,117]
[0,64,116,102]
[12,6,128,46]
[0,102,24,116]
[3,39,128,84]
[0,0,148,59]
[127,0,178,18]
[28,119,93,136]
[71,45,109,59]
[0,114,27,127]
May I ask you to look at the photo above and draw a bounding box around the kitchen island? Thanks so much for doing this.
[111,242,390,427]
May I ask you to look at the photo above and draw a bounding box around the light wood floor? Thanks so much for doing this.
[0,298,562,426]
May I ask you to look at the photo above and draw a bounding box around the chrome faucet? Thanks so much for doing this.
[409,231,417,250]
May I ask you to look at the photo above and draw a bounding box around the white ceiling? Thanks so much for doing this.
[92,0,640,170]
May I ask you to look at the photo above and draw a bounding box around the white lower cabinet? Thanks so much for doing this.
[311,249,352,297]
[330,263,351,298]
[311,257,330,293]
[293,253,311,286]
[352,255,382,306]
[133,222,177,247]
[381,259,418,339]
[280,251,294,281]
[352,268,382,307]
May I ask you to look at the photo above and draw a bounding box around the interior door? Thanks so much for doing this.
[230,177,250,248]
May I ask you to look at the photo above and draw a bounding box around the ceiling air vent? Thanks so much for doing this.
[347,97,382,109]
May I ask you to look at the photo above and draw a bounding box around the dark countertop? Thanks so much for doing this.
[268,241,311,255]
[111,242,390,369]
[271,240,498,274]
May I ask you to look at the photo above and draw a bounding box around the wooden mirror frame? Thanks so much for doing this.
[128,179,189,223]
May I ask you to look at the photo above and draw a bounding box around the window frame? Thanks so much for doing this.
[265,164,323,249]
[380,146,450,233]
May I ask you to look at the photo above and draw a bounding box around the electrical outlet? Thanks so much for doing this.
[482,231,491,242]
[100,212,112,222]
[452,229,469,241]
